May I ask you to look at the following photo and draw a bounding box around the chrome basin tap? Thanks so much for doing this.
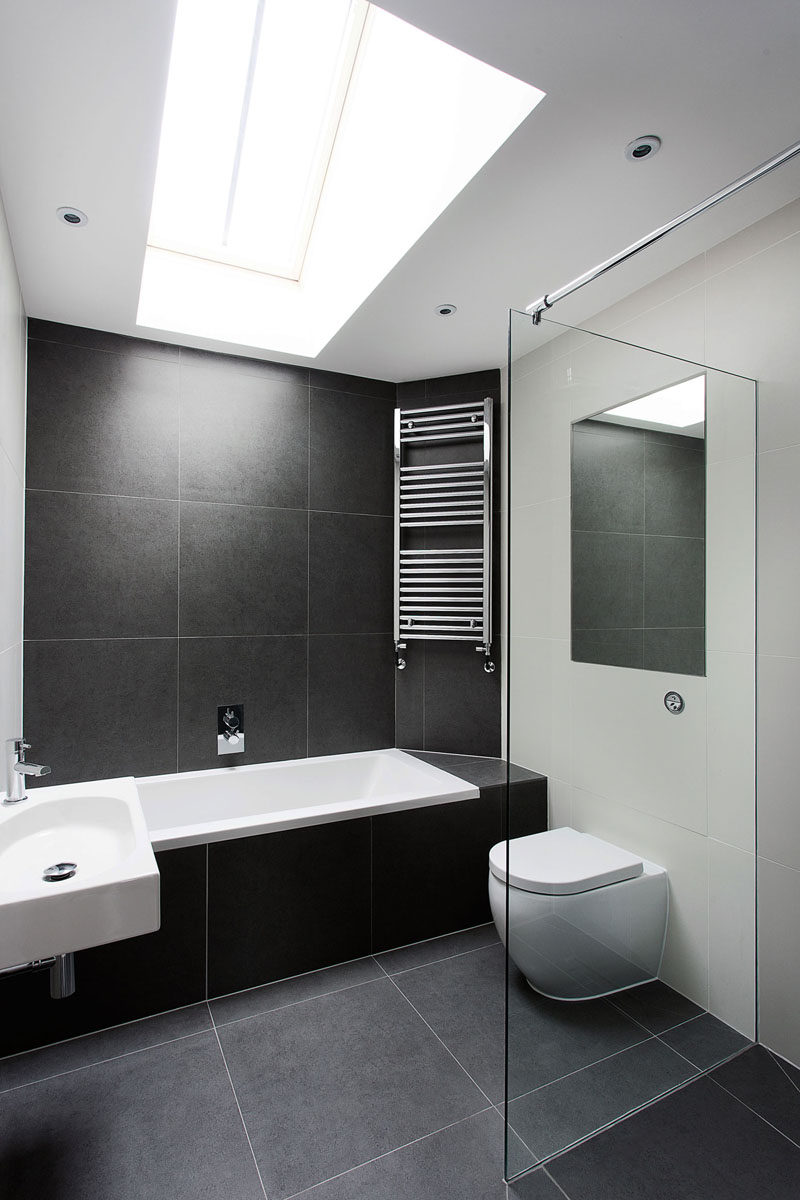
[4,738,51,805]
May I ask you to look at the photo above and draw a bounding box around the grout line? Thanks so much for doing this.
[176,352,181,775]
[376,959,495,1108]
[381,938,502,977]
[0,1000,210,1068]
[25,485,391,521]
[306,386,311,758]
[204,844,210,1000]
[709,1071,800,1154]
[767,1049,800,1097]
[0,1027,212,1097]
[282,1106,496,1200]
[211,967,386,1031]
[541,1165,575,1199]
[211,1023,270,1200]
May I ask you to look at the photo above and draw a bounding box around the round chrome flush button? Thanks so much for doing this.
[43,862,77,882]
[664,691,685,715]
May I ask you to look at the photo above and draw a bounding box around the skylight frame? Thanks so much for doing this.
[138,2,546,358]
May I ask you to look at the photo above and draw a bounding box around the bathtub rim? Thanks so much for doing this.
[136,748,481,851]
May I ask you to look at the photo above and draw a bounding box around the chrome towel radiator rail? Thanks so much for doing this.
[393,398,494,672]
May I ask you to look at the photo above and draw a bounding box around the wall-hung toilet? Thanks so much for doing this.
[489,827,668,1001]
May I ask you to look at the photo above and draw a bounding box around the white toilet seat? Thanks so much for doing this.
[489,826,644,895]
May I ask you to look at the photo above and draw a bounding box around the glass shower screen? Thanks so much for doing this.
[503,309,756,1181]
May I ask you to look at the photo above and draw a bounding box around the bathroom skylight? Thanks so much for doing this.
[605,375,706,430]
[137,0,545,357]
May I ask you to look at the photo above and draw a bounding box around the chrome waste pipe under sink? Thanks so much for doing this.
[0,953,76,998]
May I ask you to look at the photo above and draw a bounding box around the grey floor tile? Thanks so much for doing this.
[659,1012,751,1070]
[508,1167,574,1199]
[508,1036,696,1161]
[286,1109,512,1200]
[375,925,499,975]
[712,1046,800,1146]
[547,1076,800,1199]
[773,1051,800,1094]
[0,1032,265,1200]
[393,944,647,1102]
[211,957,383,1026]
[217,977,485,1198]
[0,1004,211,1093]
[609,979,704,1034]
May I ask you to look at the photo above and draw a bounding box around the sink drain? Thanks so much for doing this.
[43,862,77,882]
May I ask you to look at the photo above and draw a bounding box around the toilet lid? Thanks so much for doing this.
[489,827,644,895]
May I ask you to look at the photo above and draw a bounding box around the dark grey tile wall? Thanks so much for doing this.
[23,321,397,784]
[571,418,705,675]
[395,370,502,756]
[24,325,501,777]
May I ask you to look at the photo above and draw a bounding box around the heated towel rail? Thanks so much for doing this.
[393,398,494,673]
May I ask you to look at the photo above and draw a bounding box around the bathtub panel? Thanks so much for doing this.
[371,792,502,952]
[208,818,371,996]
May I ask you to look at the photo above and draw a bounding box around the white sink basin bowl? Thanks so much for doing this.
[0,777,160,970]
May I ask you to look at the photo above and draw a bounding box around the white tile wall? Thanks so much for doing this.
[758,857,800,1066]
[509,193,800,1062]
[708,838,756,1037]
[0,191,26,760]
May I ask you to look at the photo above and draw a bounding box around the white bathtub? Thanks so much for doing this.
[137,749,479,851]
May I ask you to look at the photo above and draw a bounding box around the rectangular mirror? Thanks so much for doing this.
[570,374,706,675]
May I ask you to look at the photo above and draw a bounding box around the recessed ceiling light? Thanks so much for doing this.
[56,207,88,227]
[436,303,457,316]
[138,0,545,357]
[624,135,661,162]
[605,375,705,429]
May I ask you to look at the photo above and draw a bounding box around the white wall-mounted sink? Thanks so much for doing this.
[0,777,160,971]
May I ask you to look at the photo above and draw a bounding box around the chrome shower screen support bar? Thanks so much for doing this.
[526,135,800,322]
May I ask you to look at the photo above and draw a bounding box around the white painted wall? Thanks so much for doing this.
[0,188,26,774]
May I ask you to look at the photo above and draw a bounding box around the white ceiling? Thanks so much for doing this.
[1,0,799,382]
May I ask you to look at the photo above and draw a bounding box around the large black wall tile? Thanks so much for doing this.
[571,424,644,534]
[179,366,309,508]
[26,340,180,498]
[179,502,307,636]
[25,491,179,640]
[24,638,178,784]
[309,388,394,515]
[180,345,308,385]
[308,635,395,755]
[643,535,705,628]
[425,371,499,397]
[28,319,180,361]
[309,512,392,634]
[371,792,502,951]
[423,642,501,757]
[395,646,424,749]
[0,845,206,1058]
[208,819,371,995]
[309,368,395,399]
[178,635,307,771]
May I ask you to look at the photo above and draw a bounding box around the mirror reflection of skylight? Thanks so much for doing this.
[604,375,706,430]
[138,0,545,357]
